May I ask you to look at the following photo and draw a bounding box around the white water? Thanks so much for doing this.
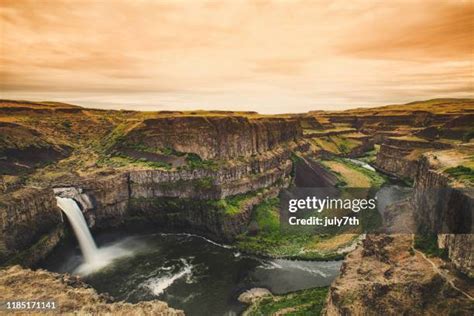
[56,197,99,264]
[347,158,376,172]
[144,259,194,296]
[259,259,340,278]
[159,232,233,249]
[56,197,132,275]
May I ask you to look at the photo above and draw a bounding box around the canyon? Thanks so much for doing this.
[0,98,473,315]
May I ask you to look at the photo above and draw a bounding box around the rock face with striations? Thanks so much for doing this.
[375,138,451,181]
[123,116,302,159]
[438,234,474,278]
[412,154,473,276]
[0,188,63,266]
[0,153,291,259]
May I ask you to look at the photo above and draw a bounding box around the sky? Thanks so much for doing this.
[0,0,473,113]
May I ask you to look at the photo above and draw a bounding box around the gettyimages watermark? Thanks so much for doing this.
[279,187,473,235]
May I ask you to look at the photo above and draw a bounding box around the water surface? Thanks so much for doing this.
[43,232,341,316]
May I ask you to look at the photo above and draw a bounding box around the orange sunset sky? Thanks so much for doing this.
[0,0,473,113]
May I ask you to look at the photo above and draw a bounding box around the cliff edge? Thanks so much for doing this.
[0,265,184,315]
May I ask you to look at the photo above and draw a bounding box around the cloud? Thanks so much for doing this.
[337,1,474,60]
[0,0,472,113]
[252,57,312,75]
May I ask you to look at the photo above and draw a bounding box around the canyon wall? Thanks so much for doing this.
[0,122,72,175]
[294,157,338,187]
[412,155,473,276]
[0,188,63,265]
[438,234,474,278]
[375,144,419,180]
[123,116,302,159]
[0,135,295,266]
[375,138,451,181]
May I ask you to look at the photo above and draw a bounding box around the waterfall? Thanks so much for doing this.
[55,196,133,275]
[56,197,99,264]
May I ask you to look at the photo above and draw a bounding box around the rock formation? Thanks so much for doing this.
[0,265,184,315]
[123,116,302,159]
[324,235,473,315]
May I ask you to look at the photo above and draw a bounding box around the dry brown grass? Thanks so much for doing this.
[322,160,371,187]
[306,234,357,251]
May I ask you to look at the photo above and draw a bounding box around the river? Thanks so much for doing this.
[42,231,342,316]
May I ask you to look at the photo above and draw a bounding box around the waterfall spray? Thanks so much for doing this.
[55,196,134,275]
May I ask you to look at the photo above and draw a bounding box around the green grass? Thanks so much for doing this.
[128,189,262,218]
[338,158,386,188]
[245,287,329,316]
[358,145,380,164]
[219,188,266,215]
[99,154,172,170]
[160,147,186,156]
[444,166,474,184]
[107,140,220,172]
[462,129,474,142]
[290,152,303,178]
[309,135,361,155]
[184,153,219,171]
[254,198,280,233]
[414,234,447,258]
[236,198,345,260]
[98,123,130,153]
[318,157,386,188]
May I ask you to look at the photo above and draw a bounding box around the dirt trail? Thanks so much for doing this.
[411,236,473,301]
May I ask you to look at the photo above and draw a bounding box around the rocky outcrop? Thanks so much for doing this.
[374,144,418,180]
[412,156,473,234]
[0,122,71,175]
[128,149,292,200]
[412,155,473,276]
[343,137,374,158]
[128,185,283,242]
[53,148,293,229]
[0,265,184,315]
[324,235,473,315]
[384,138,451,150]
[0,147,293,264]
[415,126,440,140]
[123,116,301,159]
[0,188,63,264]
[294,157,338,187]
[438,234,474,278]
[298,115,324,129]
[238,288,272,304]
[375,138,451,180]
[303,129,356,138]
[440,114,474,140]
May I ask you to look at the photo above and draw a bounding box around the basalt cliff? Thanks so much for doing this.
[0,101,300,265]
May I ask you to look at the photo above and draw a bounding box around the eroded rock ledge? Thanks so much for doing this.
[123,116,302,159]
[0,265,184,315]
[324,235,474,315]
[0,147,293,266]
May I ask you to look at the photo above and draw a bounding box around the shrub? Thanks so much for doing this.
[444,166,474,184]
[414,234,447,258]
